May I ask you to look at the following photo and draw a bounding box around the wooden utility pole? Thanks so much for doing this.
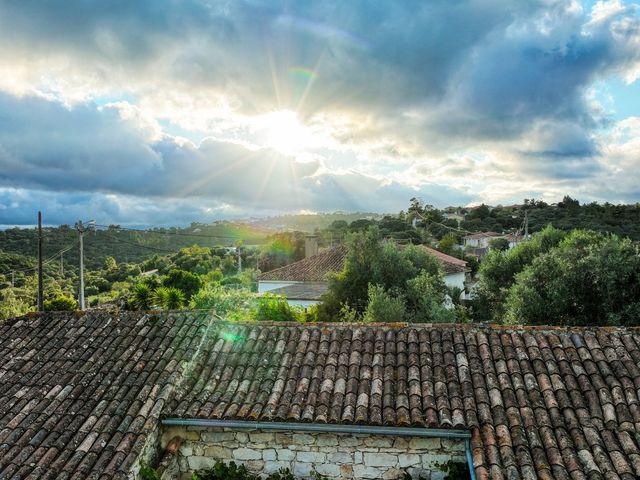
[37,211,44,312]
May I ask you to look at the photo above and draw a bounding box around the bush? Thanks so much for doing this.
[153,287,185,310]
[44,294,78,312]
[253,294,300,322]
[363,284,406,323]
[131,283,153,310]
[189,286,253,320]
[163,269,203,300]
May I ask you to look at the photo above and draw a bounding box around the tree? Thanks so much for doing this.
[489,237,509,251]
[473,225,566,321]
[44,294,78,312]
[317,228,443,321]
[103,256,117,270]
[438,233,458,255]
[253,294,300,322]
[504,231,640,326]
[405,271,455,323]
[0,289,33,321]
[189,286,252,320]
[163,269,203,300]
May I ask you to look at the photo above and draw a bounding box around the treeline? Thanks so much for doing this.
[0,222,271,271]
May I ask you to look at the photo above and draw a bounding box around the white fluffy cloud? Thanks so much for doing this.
[0,0,638,225]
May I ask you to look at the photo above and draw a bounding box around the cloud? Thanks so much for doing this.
[0,1,639,224]
[0,93,471,225]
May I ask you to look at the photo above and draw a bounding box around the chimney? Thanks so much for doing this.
[305,235,319,258]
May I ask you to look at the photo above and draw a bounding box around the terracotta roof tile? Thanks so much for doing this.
[258,245,348,281]
[6,312,640,478]
[0,311,212,479]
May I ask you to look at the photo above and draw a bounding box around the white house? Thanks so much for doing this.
[258,244,348,308]
[462,231,503,249]
[258,242,471,307]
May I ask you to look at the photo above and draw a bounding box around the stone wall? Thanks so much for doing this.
[160,426,467,479]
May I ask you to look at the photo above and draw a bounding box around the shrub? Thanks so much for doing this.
[362,284,406,323]
[44,294,78,312]
[153,287,185,310]
[189,286,253,320]
[131,283,153,310]
[253,294,300,322]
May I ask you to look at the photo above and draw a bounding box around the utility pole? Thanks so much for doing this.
[524,210,529,240]
[75,219,95,310]
[37,211,44,312]
[237,246,242,275]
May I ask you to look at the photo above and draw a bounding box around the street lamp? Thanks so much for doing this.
[75,220,95,310]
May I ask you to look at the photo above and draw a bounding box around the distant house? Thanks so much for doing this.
[258,244,347,308]
[442,208,466,225]
[416,245,469,292]
[462,231,503,249]
[258,243,470,306]
[463,232,524,253]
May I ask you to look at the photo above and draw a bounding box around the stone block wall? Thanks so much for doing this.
[160,426,467,479]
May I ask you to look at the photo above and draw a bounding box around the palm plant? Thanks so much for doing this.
[132,283,153,310]
[153,286,185,310]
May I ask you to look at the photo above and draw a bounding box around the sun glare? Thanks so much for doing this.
[261,110,310,155]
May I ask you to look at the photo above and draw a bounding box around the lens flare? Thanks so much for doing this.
[289,67,318,83]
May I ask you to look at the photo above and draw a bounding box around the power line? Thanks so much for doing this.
[0,240,78,275]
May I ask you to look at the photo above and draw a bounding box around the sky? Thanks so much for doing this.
[0,0,639,226]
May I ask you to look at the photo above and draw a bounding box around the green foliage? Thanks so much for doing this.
[258,232,306,272]
[488,237,509,251]
[103,256,118,270]
[318,228,446,322]
[44,294,78,312]
[363,284,406,323]
[438,233,458,255]
[504,231,640,326]
[253,294,300,322]
[192,461,299,480]
[189,286,253,320]
[318,228,443,321]
[139,460,160,480]
[0,288,33,321]
[131,283,153,310]
[153,286,186,310]
[405,271,455,323]
[473,225,566,321]
[163,269,203,300]
[434,459,471,480]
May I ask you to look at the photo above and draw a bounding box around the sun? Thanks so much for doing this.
[261,110,311,155]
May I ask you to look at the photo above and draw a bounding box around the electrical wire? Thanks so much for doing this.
[1,240,78,275]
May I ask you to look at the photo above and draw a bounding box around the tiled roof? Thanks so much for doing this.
[259,243,468,281]
[417,246,469,274]
[266,282,329,300]
[258,245,348,282]
[463,231,503,240]
[0,310,212,479]
[5,312,640,480]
